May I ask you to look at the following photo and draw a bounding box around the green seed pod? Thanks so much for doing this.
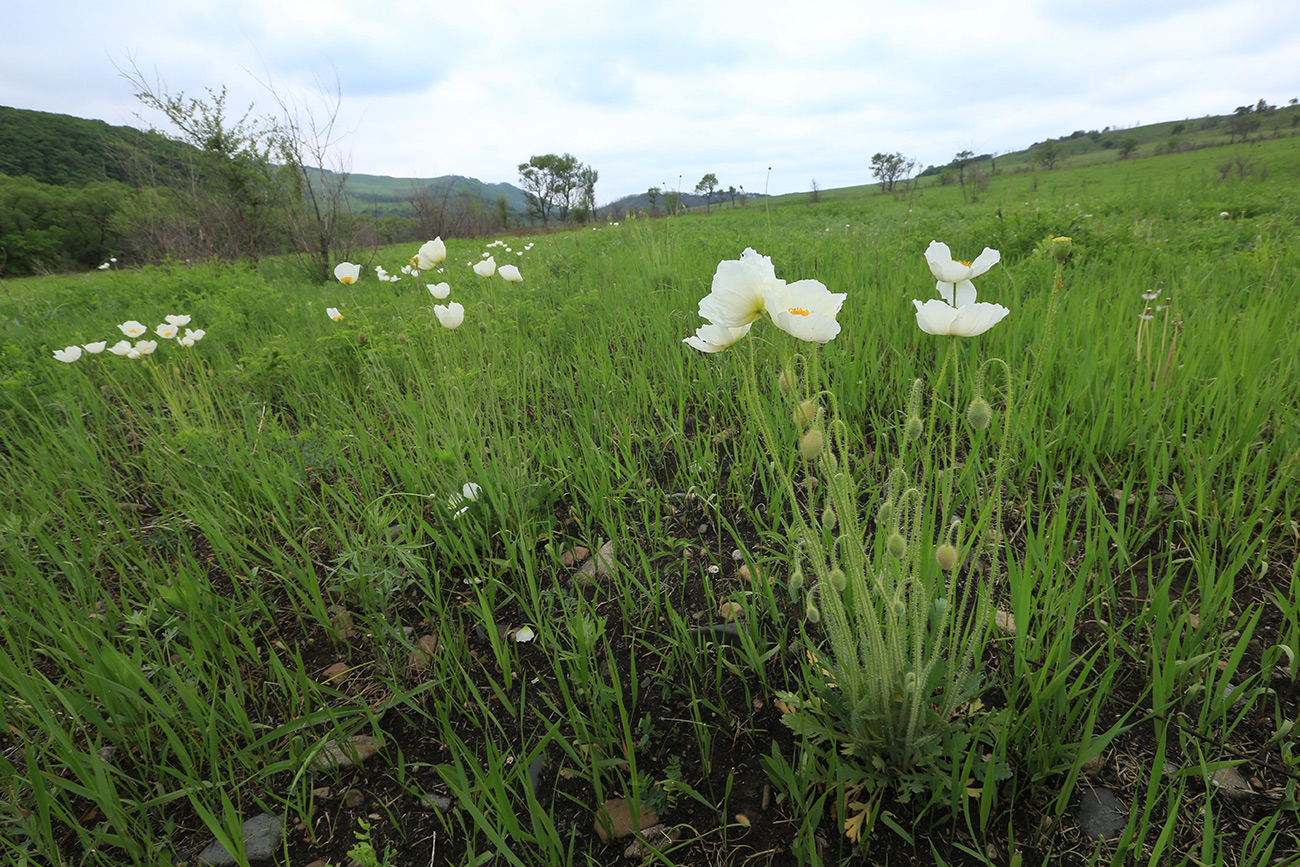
[966,397,992,431]
[1050,235,1073,261]
[829,568,847,593]
[905,415,923,442]
[935,543,959,571]
[821,507,837,531]
[799,428,825,460]
[887,533,906,559]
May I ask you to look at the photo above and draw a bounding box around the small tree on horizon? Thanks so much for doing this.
[694,173,719,212]
[869,152,911,192]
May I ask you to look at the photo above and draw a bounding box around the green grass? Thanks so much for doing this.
[1,134,1298,866]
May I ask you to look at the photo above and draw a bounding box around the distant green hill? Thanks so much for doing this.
[0,105,534,220]
[0,106,192,186]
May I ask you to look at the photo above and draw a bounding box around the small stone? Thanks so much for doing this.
[737,564,763,584]
[311,734,380,772]
[330,606,357,641]
[1080,755,1104,776]
[1208,765,1253,799]
[622,823,685,858]
[575,540,616,587]
[717,601,744,622]
[595,798,659,842]
[1078,787,1126,841]
[195,813,285,865]
[419,792,453,811]
[312,786,333,799]
[343,789,365,808]
[560,546,590,567]
[305,860,331,867]
[322,662,351,682]
[408,634,439,670]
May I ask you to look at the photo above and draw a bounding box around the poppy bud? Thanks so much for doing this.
[966,397,992,431]
[805,601,821,623]
[829,568,847,593]
[789,570,805,595]
[887,533,906,559]
[935,543,958,571]
[793,399,817,426]
[799,428,825,460]
[905,415,923,442]
[821,507,837,530]
[778,368,796,395]
[876,502,893,526]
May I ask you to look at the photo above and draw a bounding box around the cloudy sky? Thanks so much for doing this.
[6,0,1298,200]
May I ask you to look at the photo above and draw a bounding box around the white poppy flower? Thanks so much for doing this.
[108,340,132,356]
[53,345,83,363]
[683,321,753,353]
[912,298,1009,337]
[498,264,523,282]
[697,248,783,328]
[473,257,496,278]
[434,302,465,329]
[118,320,147,338]
[97,262,111,270]
[449,481,482,516]
[417,238,447,270]
[164,314,191,326]
[427,282,451,300]
[334,262,361,284]
[156,323,178,340]
[326,307,343,321]
[762,279,846,344]
[924,240,1000,289]
[83,341,107,354]
[133,340,158,355]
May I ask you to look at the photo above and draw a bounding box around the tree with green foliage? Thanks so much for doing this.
[694,173,719,211]
[517,153,595,226]
[869,152,911,192]
[1033,141,1062,170]
[645,186,661,216]
[1118,137,1140,159]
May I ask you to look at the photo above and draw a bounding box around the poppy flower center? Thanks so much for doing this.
[787,306,812,317]
[957,259,972,267]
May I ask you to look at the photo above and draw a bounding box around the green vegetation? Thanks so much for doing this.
[0,121,1298,867]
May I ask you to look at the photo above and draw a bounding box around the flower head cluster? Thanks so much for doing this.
[53,315,205,363]
[684,248,845,352]
[911,241,1008,337]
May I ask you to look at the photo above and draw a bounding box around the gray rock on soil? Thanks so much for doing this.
[195,813,285,865]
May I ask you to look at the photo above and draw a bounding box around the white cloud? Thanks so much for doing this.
[3,0,1298,199]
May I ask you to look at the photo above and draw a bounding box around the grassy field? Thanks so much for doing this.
[2,133,1299,866]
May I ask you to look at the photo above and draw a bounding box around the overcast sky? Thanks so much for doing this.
[5,0,1298,200]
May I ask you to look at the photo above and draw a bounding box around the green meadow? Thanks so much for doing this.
[2,135,1299,866]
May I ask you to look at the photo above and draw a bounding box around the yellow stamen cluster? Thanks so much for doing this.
[788,306,811,317]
